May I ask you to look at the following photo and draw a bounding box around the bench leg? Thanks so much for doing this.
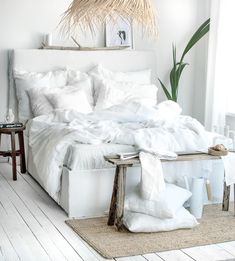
[234,184,235,216]
[10,131,17,181]
[18,132,26,174]
[108,166,119,226]
[222,181,230,211]
[115,166,127,231]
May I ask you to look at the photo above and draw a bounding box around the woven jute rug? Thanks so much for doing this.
[66,204,235,259]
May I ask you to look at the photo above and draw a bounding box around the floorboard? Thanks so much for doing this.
[0,224,20,261]
[157,250,195,261]
[0,163,235,261]
[115,256,146,261]
[143,253,163,260]
[182,245,234,261]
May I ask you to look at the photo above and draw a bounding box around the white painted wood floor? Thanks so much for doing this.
[0,163,235,261]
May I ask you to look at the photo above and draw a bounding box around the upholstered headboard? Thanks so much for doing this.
[10,49,157,118]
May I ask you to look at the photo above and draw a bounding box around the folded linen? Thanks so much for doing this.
[123,207,198,233]
[125,183,192,219]
[222,152,235,186]
[139,152,166,200]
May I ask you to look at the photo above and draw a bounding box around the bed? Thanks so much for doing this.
[11,49,226,218]
[11,49,157,217]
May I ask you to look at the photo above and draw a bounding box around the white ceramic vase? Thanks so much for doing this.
[6,109,15,123]
[190,177,205,219]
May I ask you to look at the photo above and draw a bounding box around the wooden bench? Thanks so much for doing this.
[104,153,234,230]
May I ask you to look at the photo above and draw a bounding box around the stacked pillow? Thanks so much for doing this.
[14,64,157,120]
[14,69,68,120]
[94,79,157,111]
[14,69,93,119]
[123,183,198,233]
[88,64,158,110]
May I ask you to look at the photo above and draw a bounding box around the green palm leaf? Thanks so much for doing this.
[158,78,172,101]
[180,18,210,62]
[158,18,210,102]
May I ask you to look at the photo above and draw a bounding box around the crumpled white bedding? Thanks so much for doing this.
[29,101,216,202]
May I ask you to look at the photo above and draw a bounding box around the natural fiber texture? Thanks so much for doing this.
[66,204,235,259]
[60,0,158,37]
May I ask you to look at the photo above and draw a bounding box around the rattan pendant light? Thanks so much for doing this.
[60,0,158,36]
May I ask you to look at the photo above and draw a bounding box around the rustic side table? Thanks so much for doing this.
[104,153,233,231]
[0,126,26,180]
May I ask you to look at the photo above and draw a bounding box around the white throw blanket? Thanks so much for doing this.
[139,152,177,200]
[28,101,215,201]
[222,153,235,186]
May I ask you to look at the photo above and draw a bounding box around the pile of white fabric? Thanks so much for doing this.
[123,152,198,233]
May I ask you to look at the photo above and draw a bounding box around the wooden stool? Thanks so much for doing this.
[0,126,26,180]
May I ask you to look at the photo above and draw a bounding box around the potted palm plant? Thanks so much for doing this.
[158,18,210,102]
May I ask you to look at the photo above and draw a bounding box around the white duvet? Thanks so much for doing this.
[29,101,215,201]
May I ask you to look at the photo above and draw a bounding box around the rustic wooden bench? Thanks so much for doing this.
[104,153,234,230]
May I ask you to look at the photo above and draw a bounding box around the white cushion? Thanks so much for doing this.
[123,207,198,233]
[125,183,192,219]
[67,70,94,106]
[89,64,152,83]
[89,64,152,102]
[27,87,54,117]
[27,77,93,117]
[14,69,67,120]
[95,79,158,111]
[45,86,93,114]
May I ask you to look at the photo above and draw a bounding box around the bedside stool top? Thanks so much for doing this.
[0,125,25,134]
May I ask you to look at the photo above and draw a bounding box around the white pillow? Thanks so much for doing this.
[95,79,158,111]
[27,79,94,117]
[67,70,94,106]
[14,69,67,120]
[27,87,54,117]
[89,64,152,102]
[125,183,192,219]
[46,87,92,114]
[123,207,198,233]
[89,64,152,83]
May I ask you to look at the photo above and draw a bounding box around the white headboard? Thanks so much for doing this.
[10,49,157,118]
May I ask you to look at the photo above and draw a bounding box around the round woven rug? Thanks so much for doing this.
[66,204,235,259]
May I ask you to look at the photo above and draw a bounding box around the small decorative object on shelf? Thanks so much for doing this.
[44,33,52,46]
[105,17,133,49]
[6,108,15,123]
[40,42,129,51]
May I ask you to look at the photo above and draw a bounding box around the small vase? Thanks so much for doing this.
[6,109,15,123]
[189,177,205,219]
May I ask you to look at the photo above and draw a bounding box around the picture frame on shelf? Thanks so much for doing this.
[105,17,133,49]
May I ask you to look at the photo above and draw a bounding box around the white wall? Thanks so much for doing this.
[0,0,210,123]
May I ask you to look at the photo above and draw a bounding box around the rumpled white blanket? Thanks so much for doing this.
[28,101,215,201]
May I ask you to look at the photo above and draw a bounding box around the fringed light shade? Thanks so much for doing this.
[60,0,158,37]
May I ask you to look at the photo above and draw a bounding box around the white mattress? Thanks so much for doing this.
[63,143,135,170]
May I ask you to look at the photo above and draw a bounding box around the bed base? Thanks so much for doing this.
[27,144,140,218]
